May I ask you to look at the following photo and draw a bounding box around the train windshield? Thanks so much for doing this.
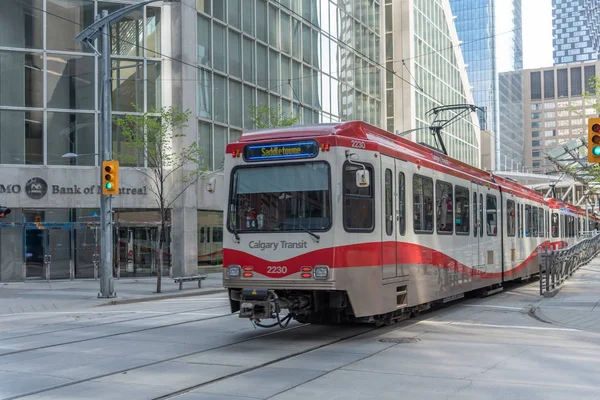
[228,161,331,233]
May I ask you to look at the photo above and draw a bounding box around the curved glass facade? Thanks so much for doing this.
[413,0,480,167]
[196,0,383,170]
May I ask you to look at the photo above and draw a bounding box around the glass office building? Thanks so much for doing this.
[385,0,480,167]
[0,0,383,282]
[553,0,600,65]
[197,0,383,170]
[449,0,523,170]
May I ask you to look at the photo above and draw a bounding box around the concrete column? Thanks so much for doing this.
[169,0,199,277]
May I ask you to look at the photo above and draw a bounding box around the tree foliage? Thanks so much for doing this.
[115,106,204,293]
[248,104,301,128]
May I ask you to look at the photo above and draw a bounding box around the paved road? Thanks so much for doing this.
[1,269,600,399]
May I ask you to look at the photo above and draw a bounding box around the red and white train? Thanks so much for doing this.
[222,121,600,326]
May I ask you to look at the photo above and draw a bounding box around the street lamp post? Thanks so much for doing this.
[75,0,179,298]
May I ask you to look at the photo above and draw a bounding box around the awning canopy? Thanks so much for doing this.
[544,138,600,195]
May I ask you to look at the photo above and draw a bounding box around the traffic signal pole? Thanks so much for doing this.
[99,10,115,298]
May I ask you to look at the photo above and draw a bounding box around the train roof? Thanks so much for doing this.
[234,121,588,211]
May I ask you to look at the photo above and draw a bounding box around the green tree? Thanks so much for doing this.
[248,104,301,128]
[115,106,203,293]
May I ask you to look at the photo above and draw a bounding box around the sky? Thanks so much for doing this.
[522,0,554,69]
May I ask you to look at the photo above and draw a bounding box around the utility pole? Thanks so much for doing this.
[75,0,179,298]
[99,9,115,298]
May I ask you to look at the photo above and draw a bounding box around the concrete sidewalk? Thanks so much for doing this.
[0,272,225,315]
[533,257,600,332]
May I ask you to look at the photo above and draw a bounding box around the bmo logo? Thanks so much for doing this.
[25,177,48,199]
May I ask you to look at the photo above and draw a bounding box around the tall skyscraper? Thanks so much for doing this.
[553,0,600,65]
[449,0,523,170]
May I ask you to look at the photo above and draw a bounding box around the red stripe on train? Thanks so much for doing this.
[223,242,546,279]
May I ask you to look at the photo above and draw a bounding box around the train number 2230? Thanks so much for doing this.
[351,140,366,149]
[267,266,288,274]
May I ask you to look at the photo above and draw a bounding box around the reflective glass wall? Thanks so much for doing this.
[0,0,161,167]
[197,0,383,170]
[412,0,480,167]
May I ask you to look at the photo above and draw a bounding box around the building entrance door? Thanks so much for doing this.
[25,227,71,280]
[117,227,156,277]
[25,225,45,279]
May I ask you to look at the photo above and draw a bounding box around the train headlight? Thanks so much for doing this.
[227,265,241,277]
[313,265,329,279]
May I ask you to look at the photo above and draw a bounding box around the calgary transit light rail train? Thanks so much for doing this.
[222,121,600,327]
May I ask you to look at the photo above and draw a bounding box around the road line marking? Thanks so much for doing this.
[460,305,523,310]
[419,320,580,331]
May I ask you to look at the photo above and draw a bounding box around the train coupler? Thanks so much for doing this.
[239,288,275,320]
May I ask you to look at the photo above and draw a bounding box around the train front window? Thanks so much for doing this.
[228,162,331,232]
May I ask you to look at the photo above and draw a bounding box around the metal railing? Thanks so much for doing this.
[539,232,600,296]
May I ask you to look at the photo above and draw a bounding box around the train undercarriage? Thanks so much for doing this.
[228,288,435,328]
[228,281,513,328]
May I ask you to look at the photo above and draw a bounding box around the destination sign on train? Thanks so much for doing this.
[243,140,319,161]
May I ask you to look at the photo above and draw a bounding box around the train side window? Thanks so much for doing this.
[539,208,544,237]
[436,180,453,234]
[560,214,565,238]
[507,200,515,237]
[486,194,497,236]
[525,205,531,237]
[413,174,434,233]
[479,194,484,237]
[455,186,469,235]
[343,163,374,232]
[398,172,406,236]
[532,206,539,237]
[200,227,205,243]
[385,169,393,236]
[473,192,477,237]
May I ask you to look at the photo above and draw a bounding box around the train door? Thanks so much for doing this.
[381,155,396,279]
[471,183,482,268]
[516,203,524,261]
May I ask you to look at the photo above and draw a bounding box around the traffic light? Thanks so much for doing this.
[101,160,119,195]
[588,117,600,162]
[0,207,11,218]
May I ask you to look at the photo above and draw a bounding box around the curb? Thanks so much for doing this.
[96,288,228,307]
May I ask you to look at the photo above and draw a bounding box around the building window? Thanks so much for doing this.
[0,110,43,165]
[543,70,555,99]
[530,71,541,100]
[557,68,568,97]
[571,67,582,96]
[585,65,596,94]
